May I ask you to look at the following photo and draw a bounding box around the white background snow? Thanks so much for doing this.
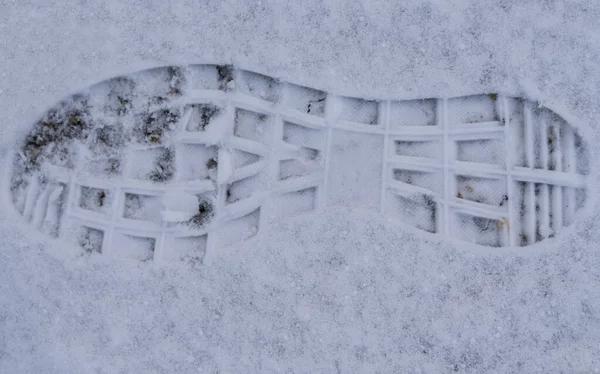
[1,0,600,373]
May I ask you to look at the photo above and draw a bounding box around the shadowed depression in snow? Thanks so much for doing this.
[7,65,591,264]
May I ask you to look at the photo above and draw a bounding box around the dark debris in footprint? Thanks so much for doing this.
[216,65,234,91]
[105,158,122,175]
[498,194,509,207]
[20,96,93,171]
[547,125,557,170]
[148,147,175,183]
[148,66,186,105]
[199,105,220,130]
[188,199,215,228]
[107,77,136,116]
[91,124,128,152]
[135,108,181,144]
[307,97,326,114]
[166,66,186,96]
[78,227,103,254]
[80,187,108,212]
[87,124,128,176]
[187,104,222,131]
[422,194,437,232]
[206,157,218,170]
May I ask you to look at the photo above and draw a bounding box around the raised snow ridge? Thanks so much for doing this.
[7,65,590,263]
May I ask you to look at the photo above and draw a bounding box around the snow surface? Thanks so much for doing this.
[2,0,600,373]
[161,190,199,223]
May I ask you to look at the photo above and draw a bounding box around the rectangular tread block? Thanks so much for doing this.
[337,96,379,125]
[283,121,326,150]
[390,99,437,127]
[387,193,438,233]
[77,225,105,254]
[453,212,507,247]
[394,139,443,160]
[184,65,223,91]
[123,193,163,223]
[176,144,218,181]
[393,169,443,195]
[455,138,505,167]
[455,175,507,207]
[285,83,327,117]
[79,186,112,215]
[226,174,266,205]
[40,182,68,238]
[128,147,175,183]
[113,233,156,261]
[236,70,283,103]
[447,94,501,125]
[184,104,226,132]
[234,109,274,145]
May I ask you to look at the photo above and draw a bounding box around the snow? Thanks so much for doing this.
[2,0,600,373]
[160,190,198,223]
[217,148,234,185]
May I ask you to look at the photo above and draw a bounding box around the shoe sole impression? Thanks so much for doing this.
[6,65,591,263]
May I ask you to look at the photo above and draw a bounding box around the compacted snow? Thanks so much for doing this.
[5,64,591,259]
[1,1,600,373]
